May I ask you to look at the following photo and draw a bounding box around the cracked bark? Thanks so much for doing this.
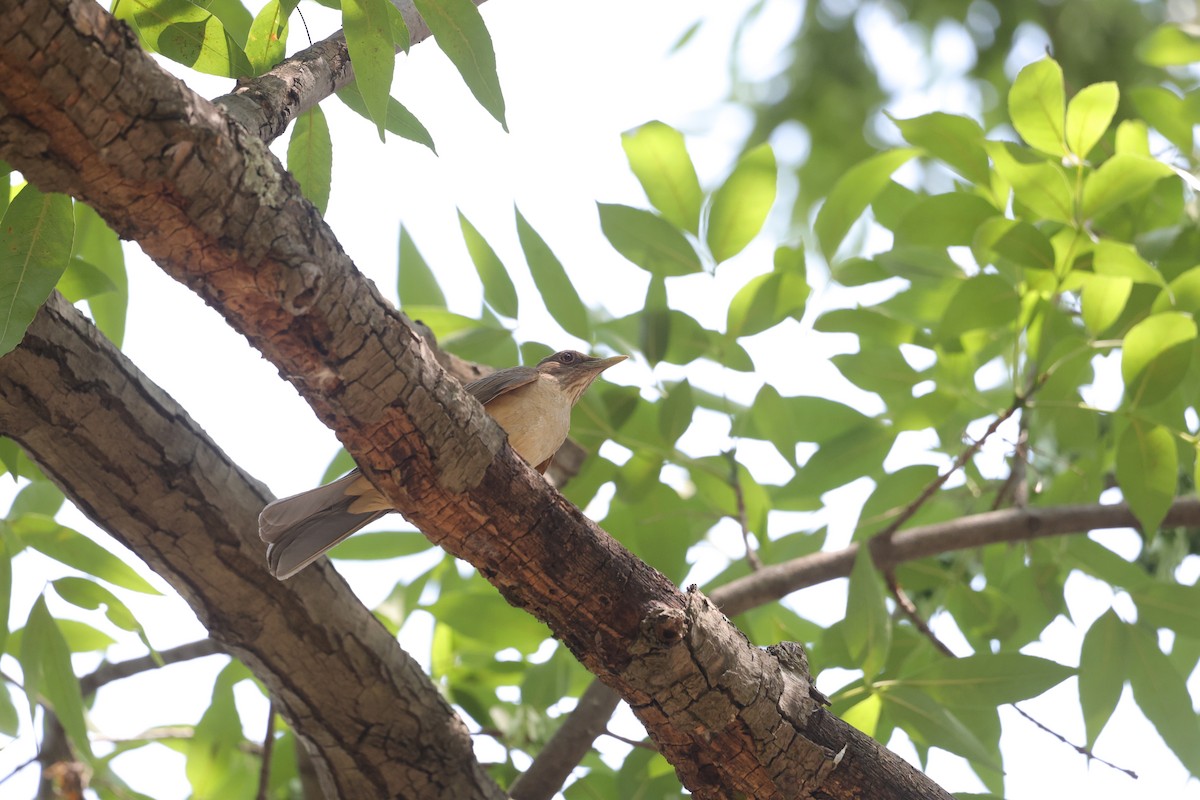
[0,0,954,796]
[0,293,503,800]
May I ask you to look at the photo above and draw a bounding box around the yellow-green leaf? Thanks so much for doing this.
[343,0,395,140]
[706,143,777,264]
[1120,311,1196,404]
[815,149,918,263]
[287,106,332,215]
[1116,422,1177,534]
[1065,82,1118,159]
[0,184,74,357]
[621,121,704,234]
[1009,57,1066,157]
[411,0,507,130]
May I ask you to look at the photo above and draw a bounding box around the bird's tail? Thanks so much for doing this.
[259,470,387,579]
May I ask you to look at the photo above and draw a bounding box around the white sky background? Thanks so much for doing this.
[1,0,1199,798]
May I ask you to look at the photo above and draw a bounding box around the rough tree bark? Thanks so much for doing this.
[0,0,958,797]
[0,293,504,800]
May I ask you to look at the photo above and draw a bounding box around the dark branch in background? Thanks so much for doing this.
[728,449,763,571]
[79,638,226,695]
[258,703,278,800]
[215,0,488,142]
[1011,703,1137,778]
[523,496,1200,798]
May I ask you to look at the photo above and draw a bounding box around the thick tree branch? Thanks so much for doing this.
[710,498,1200,615]
[0,294,503,800]
[215,0,488,143]
[0,2,948,796]
[530,496,1200,794]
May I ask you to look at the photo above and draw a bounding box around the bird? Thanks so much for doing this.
[259,349,627,579]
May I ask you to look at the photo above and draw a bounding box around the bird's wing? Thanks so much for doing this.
[464,365,540,406]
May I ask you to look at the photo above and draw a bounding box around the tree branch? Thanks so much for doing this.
[79,638,226,695]
[0,3,951,796]
[215,0,489,143]
[0,294,503,800]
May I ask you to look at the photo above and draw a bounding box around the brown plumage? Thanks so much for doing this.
[259,350,626,578]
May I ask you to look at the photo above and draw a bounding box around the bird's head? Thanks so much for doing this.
[536,350,627,404]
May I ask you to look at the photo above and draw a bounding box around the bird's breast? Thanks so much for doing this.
[484,378,572,468]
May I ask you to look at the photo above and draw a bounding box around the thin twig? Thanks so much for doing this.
[602,728,657,750]
[882,570,955,658]
[80,638,226,695]
[257,703,276,800]
[1011,703,1138,779]
[874,393,1030,547]
[728,450,763,571]
[0,756,39,788]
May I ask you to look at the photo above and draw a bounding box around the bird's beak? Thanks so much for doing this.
[587,354,628,372]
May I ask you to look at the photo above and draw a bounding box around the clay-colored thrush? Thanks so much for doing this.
[260,350,626,578]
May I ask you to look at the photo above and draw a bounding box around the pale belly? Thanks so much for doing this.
[484,379,571,467]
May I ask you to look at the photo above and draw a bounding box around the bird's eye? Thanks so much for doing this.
[559,351,575,363]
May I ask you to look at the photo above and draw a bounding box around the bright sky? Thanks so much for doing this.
[1,1,1198,798]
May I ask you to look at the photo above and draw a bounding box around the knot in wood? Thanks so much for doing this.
[281,261,323,315]
[640,602,687,647]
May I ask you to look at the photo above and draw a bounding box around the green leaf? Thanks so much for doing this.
[342,0,395,140]
[432,590,549,654]
[1127,623,1200,774]
[892,193,998,249]
[1152,265,1200,315]
[1065,82,1118,159]
[11,514,160,594]
[52,576,148,639]
[515,208,590,339]
[889,112,989,185]
[411,0,507,130]
[0,184,74,357]
[22,596,93,759]
[245,0,288,74]
[397,225,446,308]
[1078,611,1127,748]
[844,547,890,679]
[407,306,517,367]
[597,203,701,277]
[1120,311,1196,404]
[1008,57,1066,157]
[1116,422,1178,534]
[705,143,777,263]
[937,274,1019,343]
[972,218,1055,271]
[1137,24,1200,66]
[119,0,253,78]
[989,147,1074,224]
[57,257,118,303]
[1081,154,1174,221]
[328,531,433,560]
[1092,239,1163,286]
[900,653,1074,708]
[641,277,668,365]
[287,106,332,215]
[726,244,808,338]
[883,687,1000,770]
[187,661,254,797]
[657,379,693,444]
[620,121,703,234]
[1129,86,1196,154]
[11,479,64,517]
[458,212,517,318]
[1080,274,1132,335]
[337,82,437,151]
[815,149,918,263]
[1131,580,1200,639]
[72,203,127,347]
